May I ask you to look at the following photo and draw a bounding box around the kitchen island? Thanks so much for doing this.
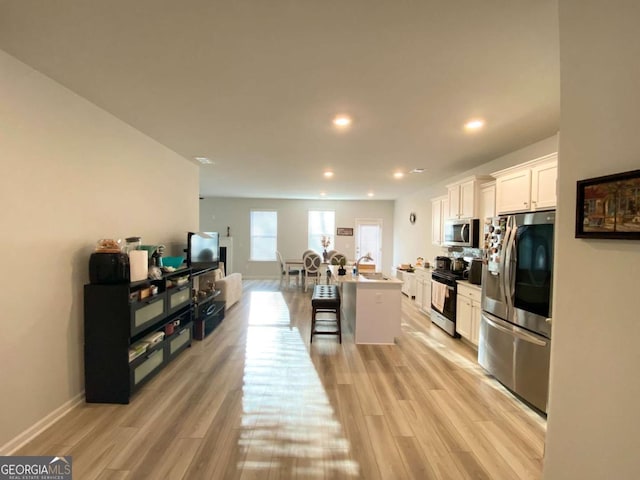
[333,270,403,344]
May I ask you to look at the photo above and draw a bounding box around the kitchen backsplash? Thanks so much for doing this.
[445,245,484,261]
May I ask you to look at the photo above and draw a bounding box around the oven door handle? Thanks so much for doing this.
[430,279,455,291]
[483,313,548,347]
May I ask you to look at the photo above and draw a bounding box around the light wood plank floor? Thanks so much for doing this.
[17,279,546,479]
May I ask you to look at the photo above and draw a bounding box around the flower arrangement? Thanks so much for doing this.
[321,236,331,249]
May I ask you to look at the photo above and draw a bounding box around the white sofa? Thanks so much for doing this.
[213,267,242,311]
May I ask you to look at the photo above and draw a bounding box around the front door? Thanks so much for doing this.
[355,218,382,271]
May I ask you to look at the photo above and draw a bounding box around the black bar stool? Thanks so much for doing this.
[310,285,341,343]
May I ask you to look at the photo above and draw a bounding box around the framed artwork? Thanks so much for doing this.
[336,227,353,236]
[575,169,640,239]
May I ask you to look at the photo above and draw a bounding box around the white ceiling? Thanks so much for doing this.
[0,0,559,200]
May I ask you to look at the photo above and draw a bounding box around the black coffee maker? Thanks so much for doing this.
[435,256,451,271]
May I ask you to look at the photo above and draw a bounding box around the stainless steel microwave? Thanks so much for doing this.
[443,218,480,247]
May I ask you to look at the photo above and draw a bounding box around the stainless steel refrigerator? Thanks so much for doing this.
[478,210,555,414]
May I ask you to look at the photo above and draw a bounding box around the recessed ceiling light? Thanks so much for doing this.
[464,119,485,131]
[194,156,214,165]
[394,172,404,179]
[410,168,425,174]
[333,115,352,127]
[320,192,327,197]
[367,192,374,197]
[324,171,334,178]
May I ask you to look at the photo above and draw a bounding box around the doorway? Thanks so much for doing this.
[355,218,382,271]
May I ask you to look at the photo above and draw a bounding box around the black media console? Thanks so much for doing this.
[84,267,194,404]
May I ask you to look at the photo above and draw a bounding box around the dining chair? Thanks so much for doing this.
[302,251,322,292]
[276,251,300,288]
[300,249,316,276]
[329,252,346,265]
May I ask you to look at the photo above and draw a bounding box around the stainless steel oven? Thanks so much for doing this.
[430,270,461,337]
[478,210,555,414]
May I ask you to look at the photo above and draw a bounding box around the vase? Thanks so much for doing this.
[322,249,328,262]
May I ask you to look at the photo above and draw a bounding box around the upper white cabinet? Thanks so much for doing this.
[479,181,496,221]
[446,176,493,219]
[531,159,558,210]
[493,153,558,214]
[431,195,448,245]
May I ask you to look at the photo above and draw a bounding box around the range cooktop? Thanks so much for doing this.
[432,268,465,281]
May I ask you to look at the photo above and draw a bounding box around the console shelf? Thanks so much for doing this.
[84,268,194,404]
[191,269,225,340]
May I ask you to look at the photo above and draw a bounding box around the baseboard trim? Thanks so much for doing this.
[0,391,85,455]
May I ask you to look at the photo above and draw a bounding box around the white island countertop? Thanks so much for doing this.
[335,273,403,285]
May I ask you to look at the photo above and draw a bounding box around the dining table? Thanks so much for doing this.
[285,258,334,287]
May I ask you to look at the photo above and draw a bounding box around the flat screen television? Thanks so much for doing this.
[187,232,220,270]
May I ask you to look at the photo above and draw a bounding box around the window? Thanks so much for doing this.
[308,210,335,252]
[250,210,277,261]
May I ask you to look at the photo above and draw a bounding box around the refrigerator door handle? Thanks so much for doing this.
[502,217,514,310]
[483,313,548,347]
[508,216,518,300]
[504,216,518,303]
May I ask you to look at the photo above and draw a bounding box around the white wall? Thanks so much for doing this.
[199,198,395,277]
[393,134,559,267]
[544,2,640,478]
[0,50,199,451]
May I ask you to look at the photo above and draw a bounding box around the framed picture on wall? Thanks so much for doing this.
[336,227,353,236]
[575,169,640,239]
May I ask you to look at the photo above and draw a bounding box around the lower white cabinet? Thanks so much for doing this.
[414,268,431,315]
[396,269,416,298]
[456,282,482,346]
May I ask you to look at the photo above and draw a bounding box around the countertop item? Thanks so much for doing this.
[469,258,483,285]
[435,256,451,270]
[89,252,130,284]
[129,250,148,282]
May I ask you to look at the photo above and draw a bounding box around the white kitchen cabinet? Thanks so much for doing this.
[431,196,448,245]
[446,176,493,219]
[396,269,416,298]
[493,153,558,214]
[456,296,472,339]
[415,271,424,306]
[414,268,431,316]
[531,159,558,210]
[479,181,496,221]
[456,282,482,346]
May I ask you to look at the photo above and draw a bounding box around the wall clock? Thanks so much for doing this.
[409,212,416,224]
